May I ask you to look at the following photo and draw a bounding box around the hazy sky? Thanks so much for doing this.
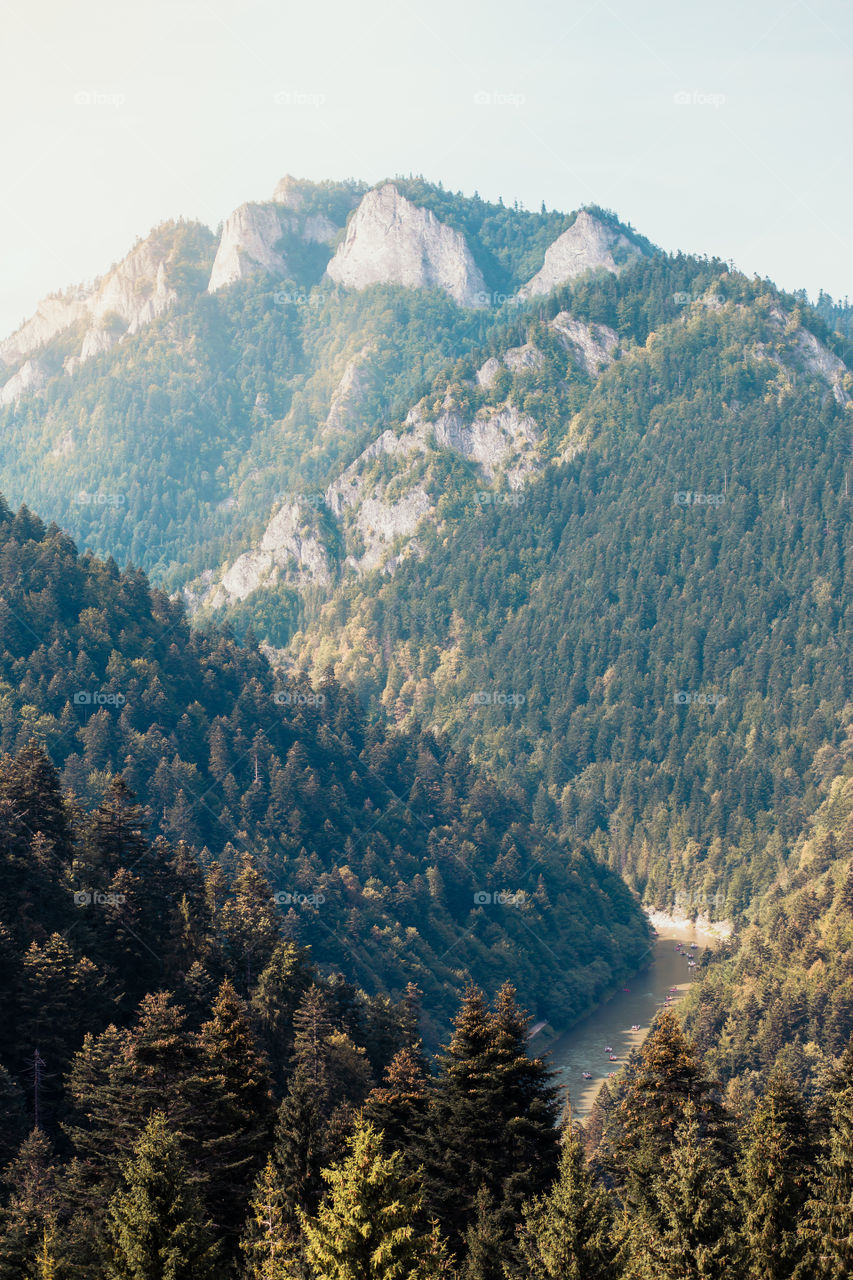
[2,0,852,334]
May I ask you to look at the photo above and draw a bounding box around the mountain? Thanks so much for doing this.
[0,499,649,1039]
[2,173,852,926]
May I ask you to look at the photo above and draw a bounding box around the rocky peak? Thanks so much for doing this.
[518,210,644,298]
[272,174,305,209]
[208,203,291,293]
[325,183,488,308]
[0,223,206,399]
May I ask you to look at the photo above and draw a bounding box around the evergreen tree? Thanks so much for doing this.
[515,1126,618,1279]
[740,1067,814,1279]
[460,1187,504,1280]
[0,1129,62,1280]
[425,985,559,1247]
[798,1042,853,1278]
[628,1100,744,1280]
[240,1156,303,1280]
[104,1113,220,1280]
[301,1117,448,1280]
[611,1011,721,1215]
[195,978,274,1239]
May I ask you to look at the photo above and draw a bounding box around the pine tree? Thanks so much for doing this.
[425,985,559,1248]
[195,978,274,1238]
[0,1129,62,1280]
[240,1156,303,1280]
[104,1112,220,1280]
[272,1065,329,1223]
[629,1100,744,1280]
[301,1117,448,1280]
[363,1047,431,1162]
[740,1067,813,1279]
[798,1042,853,1278]
[460,1187,504,1280]
[515,1126,618,1279]
[611,1010,721,1215]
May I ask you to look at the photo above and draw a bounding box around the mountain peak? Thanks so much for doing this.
[325,183,488,307]
[518,209,645,297]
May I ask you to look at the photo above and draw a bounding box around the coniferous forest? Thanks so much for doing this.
[0,162,852,1276]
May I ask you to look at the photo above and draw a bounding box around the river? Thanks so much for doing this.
[541,918,720,1118]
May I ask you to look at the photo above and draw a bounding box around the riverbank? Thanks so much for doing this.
[644,906,734,940]
[547,917,725,1117]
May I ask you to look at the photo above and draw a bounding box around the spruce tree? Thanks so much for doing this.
[611,1010,721,1216]
[195,978,274,1239]
[740,1067,813,1279]
[629,1100,744,1280]
[0,1129,62,1280]
[460,1187,505,1280]
[515,1126,618,1279]
[301,1117,448,1280]
[104,1112,220,1280]
[798,1042,853,1277]
[425,985,559,1248]
[240,1156,303,1280]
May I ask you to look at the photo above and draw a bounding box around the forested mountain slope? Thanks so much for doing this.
[0,501,648,1040]
[288,267,853,911]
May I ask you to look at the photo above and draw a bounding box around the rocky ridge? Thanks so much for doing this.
[325,184,488,308]
[518,209,644,297]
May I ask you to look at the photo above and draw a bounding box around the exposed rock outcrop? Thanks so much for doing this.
[207,195,341,293]
[206,501,331,607]
[518,210,643,298]
[208,204,291,293]
[0,358,47,406]
[0,226,195,399]
[550,312,619,373]
[325,184,488,307]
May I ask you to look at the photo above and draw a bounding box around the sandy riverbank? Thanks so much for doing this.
[644,906,734,941]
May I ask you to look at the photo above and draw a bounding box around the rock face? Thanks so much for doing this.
[322,355,372,437]
[326,184,488,307]
[0,227,191,401]
[518,210,643,298]
[550,312,619,374]
[0,358,47,406]
[207,502,331,607]
[205,375,542,606]
[207,194,341,293]
[207,204,291,293]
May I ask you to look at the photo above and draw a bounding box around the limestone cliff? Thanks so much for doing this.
[518,210,643,298]
[325,184,488,308]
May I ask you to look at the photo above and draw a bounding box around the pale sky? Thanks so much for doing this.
[2,0,852,336]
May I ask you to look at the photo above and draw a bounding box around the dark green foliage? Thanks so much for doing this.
[424,984,560,1249]
[104,1113,221,1280]
[515,1127,618,1280]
